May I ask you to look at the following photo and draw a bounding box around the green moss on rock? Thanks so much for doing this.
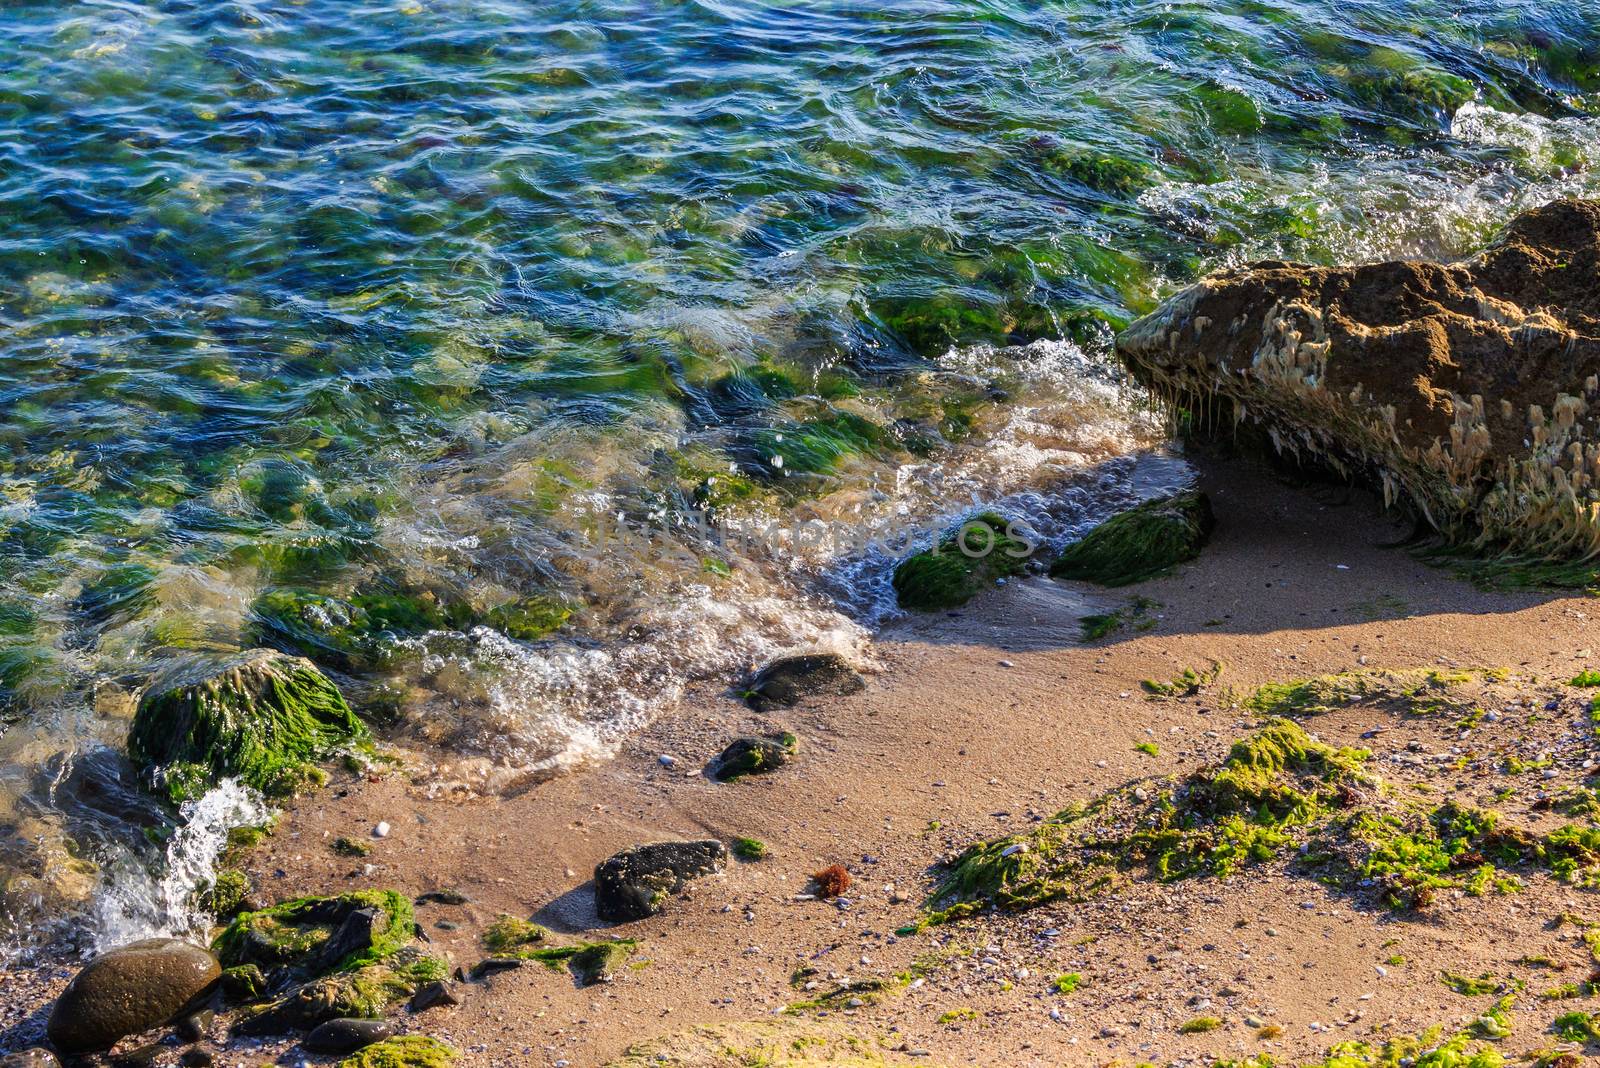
[482,915,550,954]
[199,869,251,918]
[893,513,1033,612]
[1050,491,1214,587]
[129,649,368,805]
[214,889,416,980]
[337,1035,459,1068]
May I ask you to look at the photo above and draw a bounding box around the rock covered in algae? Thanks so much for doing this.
[213,889,416,982]
[46,938,221,1054]
[892,513,1034,611]
[129,649,368,804]
[1049,491,1215,587]
[1117,198,1600,573]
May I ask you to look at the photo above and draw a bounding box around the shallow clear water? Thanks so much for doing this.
[0,0,1597,954]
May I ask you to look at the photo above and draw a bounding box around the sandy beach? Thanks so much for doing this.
[9,450,1589,1065]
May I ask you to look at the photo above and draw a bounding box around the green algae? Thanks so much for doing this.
[128,649,368,804]
[214,889,416,978]
[915,719,1369,927]
[333,836,372,858]
[1179,1015,1222,1033]
[892,513,1032,612]
[1141,661,1222,699]
[1241,668,1478,719]
[252,583,575,672]
[1049,491,1213,587]
[1078,596,1159,642]
[732,837,769,861]
[338,1036,459,1068]
[482,915,551,954]
[1051,972,1083,994]
[198,869,251,919]
[1216,1023,1507,1066]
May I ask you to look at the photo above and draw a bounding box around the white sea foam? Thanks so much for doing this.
[87,780,269,952]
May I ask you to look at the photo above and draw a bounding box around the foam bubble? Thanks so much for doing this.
[87,780,269,953]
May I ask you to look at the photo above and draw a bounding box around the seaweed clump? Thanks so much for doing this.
[918,719,1369,927]
[892,513,1033,611]
[214,889,417,979]
[1049,491,1214,587]
[128,649,369,804]
[337,1035,458,1068]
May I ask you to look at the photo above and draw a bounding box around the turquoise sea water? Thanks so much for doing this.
[0,0,1597,954]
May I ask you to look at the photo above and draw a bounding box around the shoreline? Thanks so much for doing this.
[8,449,1600,1065]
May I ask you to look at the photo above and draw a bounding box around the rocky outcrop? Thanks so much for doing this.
[594,841,728,922]
[1118,198,1600,571]
[46,938,220,1054]
[129,649,368,804]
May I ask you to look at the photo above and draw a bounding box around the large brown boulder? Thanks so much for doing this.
[46,938,220,1054]
[1118,198,1600,566]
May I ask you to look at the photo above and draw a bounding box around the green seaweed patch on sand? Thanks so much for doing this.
[910,714,1600,930]
[1142,660,1222,699]
[1050,491,1214,587]
[214,889,416,979]
[338,1036,459,1068]
[605,1020,954,1067]
[128,649,369,804]
[478,937,639,986]
[914,719,1370,928]
[1216,1021,1509,1067]
[1078,595,1159,642]
[482,915,551,954]
[892,513,1033,612]
[1240,667,1483,719]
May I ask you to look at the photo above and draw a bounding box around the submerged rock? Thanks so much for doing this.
[46,938,221,1054]
[743,654,864,712]
[128,649,368,805]
[892,513,1033,611]
[1117,198,1600,575]
[1049,491,1215,587]
[711,734,798,782]
[594,840,728,922]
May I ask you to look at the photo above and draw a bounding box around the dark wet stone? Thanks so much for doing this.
[179,1050,214,1067]
[593,839,728,922]
[408,980,461,1012]
[744,654,864,712]
[415,890,470,906]
[46,938,221,1054]
[304,1017,396,1054]
[468,958,523,980]
[313,907,384,972]
[711,734,797,782]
